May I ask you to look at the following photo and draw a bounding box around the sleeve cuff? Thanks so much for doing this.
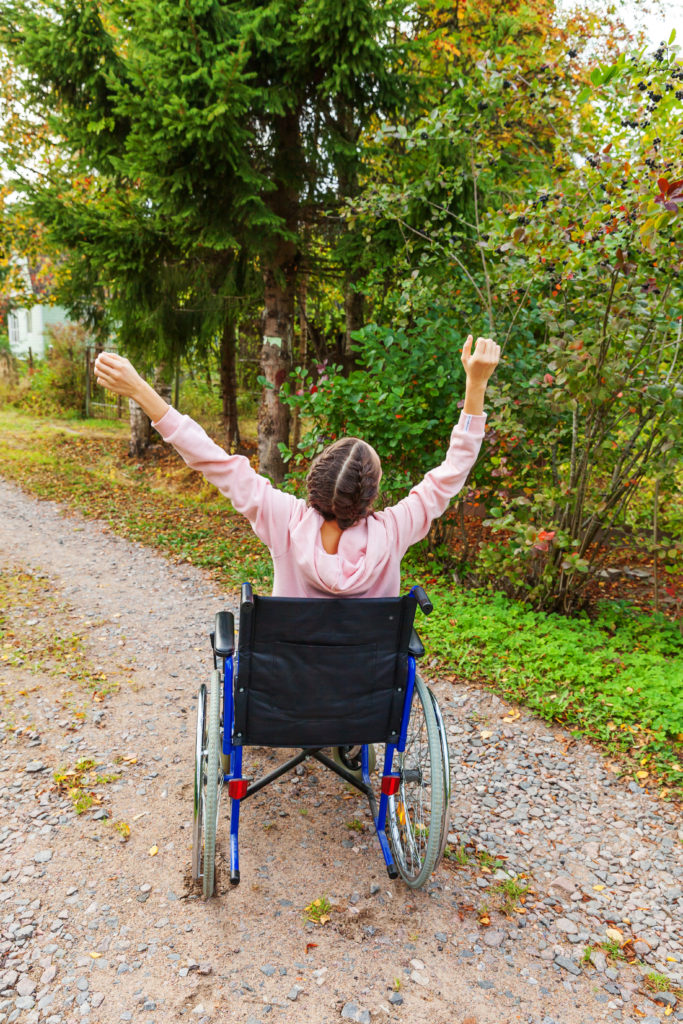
[456,410,487,435]
[151,405,183,439]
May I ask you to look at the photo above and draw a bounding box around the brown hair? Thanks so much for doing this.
[306,437,381,530]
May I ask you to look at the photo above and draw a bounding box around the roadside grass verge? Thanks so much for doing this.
[413,581,683,798]
[1,410,681,799]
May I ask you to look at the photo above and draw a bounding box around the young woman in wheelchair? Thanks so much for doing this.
[96,336,500,893]
[94,335,499,592]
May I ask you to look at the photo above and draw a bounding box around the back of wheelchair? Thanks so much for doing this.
[192,583,451,897]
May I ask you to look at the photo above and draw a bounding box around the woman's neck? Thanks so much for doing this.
[320,519,343,554]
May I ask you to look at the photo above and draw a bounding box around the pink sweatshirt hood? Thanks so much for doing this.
[289,508,394,596]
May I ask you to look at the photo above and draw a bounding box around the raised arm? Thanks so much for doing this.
[382,335,500,553]
[94,353,301,552]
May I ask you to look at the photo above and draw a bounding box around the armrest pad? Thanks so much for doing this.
[408,627,425,659]
[214,611,235,656]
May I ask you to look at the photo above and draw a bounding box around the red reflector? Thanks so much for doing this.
[228,779,248,799]
[381,776,400,796]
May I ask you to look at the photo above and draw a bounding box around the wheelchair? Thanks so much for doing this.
[192,583,451,896]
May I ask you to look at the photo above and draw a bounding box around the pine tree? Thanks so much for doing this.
[1,0,408,478]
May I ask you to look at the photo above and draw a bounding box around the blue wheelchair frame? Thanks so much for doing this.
[206,582,438,888]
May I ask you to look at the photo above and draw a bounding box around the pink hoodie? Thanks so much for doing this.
[153,407,486,598]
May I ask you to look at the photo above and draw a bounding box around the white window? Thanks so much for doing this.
[8,313,19,346]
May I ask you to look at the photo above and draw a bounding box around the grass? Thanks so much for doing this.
[412,578,683,797]
[489,875,530,916]
[52,757,120,816]
[0,567,115,694]
[303,896,332,924]
[642,971,683,998]
[1,408,681,798]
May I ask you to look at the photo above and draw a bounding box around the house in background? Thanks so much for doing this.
[6,257,73,360]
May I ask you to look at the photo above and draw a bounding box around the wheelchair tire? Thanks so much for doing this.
[387,673,446,888]
[331,744,376,780]
[428,686,452,864]
[202,668,222,898]
[191,683,207,884]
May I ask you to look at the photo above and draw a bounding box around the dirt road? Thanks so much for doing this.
[0,479,681,1024]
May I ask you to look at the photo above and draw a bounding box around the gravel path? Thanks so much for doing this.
[0,477,681,1024]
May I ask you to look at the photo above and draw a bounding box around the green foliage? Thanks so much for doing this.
[279,311,468,501]
[4,323,89,416]
[416,584,683,794]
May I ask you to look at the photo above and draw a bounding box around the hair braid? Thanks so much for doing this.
[306,437,381,529]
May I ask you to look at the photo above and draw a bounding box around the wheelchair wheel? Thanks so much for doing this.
[191,683,207,884]
[428,687,452,863]
[192,669,223,898]
[331,744,376,780]
[387,673,446,888]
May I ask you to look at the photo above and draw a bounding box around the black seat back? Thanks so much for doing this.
[232,595,418,747]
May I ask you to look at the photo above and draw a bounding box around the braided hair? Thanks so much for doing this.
[306,437,381,530]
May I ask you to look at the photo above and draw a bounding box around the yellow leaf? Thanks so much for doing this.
[89,951,102,959]
[664,1007,672,1017]
[480,730,493,740]
[148,845,158,857]
[636,770,648,780]
[318,915,330,925]
[593,884,605,891]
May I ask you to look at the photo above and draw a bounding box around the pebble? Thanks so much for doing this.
[554,956,581,976]
[341,1004,371,1024]
[33,851,52,864]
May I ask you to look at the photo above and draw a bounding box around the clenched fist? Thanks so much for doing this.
[461,335,500,386]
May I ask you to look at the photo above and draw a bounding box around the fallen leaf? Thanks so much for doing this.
[605,927,623,942]
[593,884,605,891]
[480,730,493,740]
[305,943,318,954]
[148,845,158,857]
[636,770,649,780]
[89,952,102,959]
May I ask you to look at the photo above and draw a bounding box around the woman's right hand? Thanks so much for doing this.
[461,335,500,385]
[94,352,144,399]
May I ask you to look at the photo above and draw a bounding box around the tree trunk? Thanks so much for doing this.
[291,274,308,454]
[343,278,364,371]
[258,112,300,481]
[128,399,151,457]
[219,312,240,448]
[259,263,293,482]
[128,366,170,457]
